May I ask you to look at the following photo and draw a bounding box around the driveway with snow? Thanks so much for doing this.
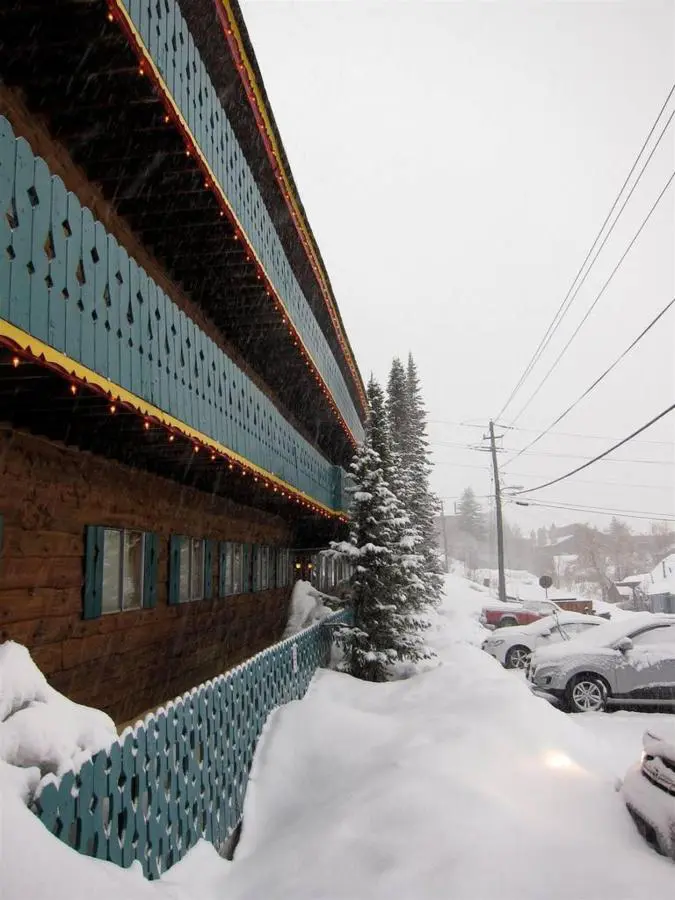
[169,574,675,900]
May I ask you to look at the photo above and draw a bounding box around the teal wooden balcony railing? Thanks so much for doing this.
[113,0,364,444]
[0,116,348,513]
[32,610,351,879]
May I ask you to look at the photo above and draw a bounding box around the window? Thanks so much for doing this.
[232,542,242,594]
[525,601,555,615]
[84,526,158,619]
[102,528,144,613]
[275,549,289,588]
[219,542,234,597]
[631,625,675,646]
[169,536,205,603]
[560,622,598,639]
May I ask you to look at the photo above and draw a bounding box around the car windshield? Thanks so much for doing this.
[561,612,671,649]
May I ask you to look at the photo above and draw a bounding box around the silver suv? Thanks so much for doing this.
[528,613,675,712]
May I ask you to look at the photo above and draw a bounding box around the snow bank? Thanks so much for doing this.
[206,574,673,900]
[0,643,149,900]
[0,642,117,780]
[217,661,672,899]
[2,575,672,900]
[283,580,337,637]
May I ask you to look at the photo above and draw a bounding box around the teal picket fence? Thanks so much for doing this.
[32,610,349,879]
[115,0,363,444]
[0,115,348,511]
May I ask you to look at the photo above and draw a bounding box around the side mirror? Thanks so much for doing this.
[614,636,633,653]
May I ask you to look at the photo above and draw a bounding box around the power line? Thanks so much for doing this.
[512,403,675,495]
[502,296,675,466]
[428,419,674,447]
[494,82,675,422]
[431,440,674,465]
[505,473,673,490]
[509,499,675,523]
[509,167,675,424]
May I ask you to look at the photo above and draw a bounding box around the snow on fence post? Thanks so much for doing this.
[31,609,351,879]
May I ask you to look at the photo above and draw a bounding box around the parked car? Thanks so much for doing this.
[482,612,607,669]
[480,598,564,630]
[528,613,675,712]
[622,722,675,860]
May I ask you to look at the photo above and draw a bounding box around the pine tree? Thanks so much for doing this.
[333,440,430,682]
[404,355,444,604]
[366,374,391,479]
[386,357,408,454]
[457,487,486,540]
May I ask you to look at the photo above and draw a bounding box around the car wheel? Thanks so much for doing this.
[505,645,531,670]
[499,616,519,628]
[566,675,609,713]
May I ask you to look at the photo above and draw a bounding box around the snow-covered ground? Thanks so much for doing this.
[2,573,674,899]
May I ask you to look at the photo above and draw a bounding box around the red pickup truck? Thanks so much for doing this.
[480,597,592,629]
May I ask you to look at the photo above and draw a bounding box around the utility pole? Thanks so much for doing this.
[487,420,507,604]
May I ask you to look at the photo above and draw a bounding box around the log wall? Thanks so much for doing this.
[0,428,293,724]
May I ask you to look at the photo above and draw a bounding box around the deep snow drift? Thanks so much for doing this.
[1,574,673,900]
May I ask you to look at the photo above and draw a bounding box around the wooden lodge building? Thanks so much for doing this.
[0,0,366,725]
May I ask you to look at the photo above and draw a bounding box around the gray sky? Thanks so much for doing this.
[241,0,675,534]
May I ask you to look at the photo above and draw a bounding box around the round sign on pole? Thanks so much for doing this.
[539,575,553,590]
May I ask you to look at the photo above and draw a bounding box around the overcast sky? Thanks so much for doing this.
[241,0,675,536]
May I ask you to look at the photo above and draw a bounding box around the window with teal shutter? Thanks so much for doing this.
[168,535,182,605]
[143,533,159,608]
[83,525,104,619]
[242,543,252,593]
[218,541,230,597]
[204,540,214,600]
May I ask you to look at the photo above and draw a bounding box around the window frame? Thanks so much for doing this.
[84,526,157,619]
[101,527,145,614]
[170,535,206,604]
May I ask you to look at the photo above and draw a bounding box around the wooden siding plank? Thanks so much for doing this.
[0,116,15,318]
[79,206,96,371]
[9,137,33,332]
[48,175,68,352]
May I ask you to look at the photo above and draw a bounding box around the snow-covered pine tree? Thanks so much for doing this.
[366,374,391,479]
[384,355,443,608]
[333,381,431,681]
[405,354,444,606]
[387,357,408,463]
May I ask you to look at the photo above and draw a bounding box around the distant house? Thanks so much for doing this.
[611,574,650,609]
[646,554,675,614]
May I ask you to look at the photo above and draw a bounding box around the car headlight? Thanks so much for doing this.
[533,667,555,686]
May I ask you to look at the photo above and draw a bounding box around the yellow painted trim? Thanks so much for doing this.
[0,318,348,518]
[112,0,359,444]
[219,0,366,410]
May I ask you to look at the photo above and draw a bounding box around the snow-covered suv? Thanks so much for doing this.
[622,723,675,860]
[482,611,606,669]
[528,613,675,712]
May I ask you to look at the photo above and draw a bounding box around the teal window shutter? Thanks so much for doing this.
[204,539,214,600]
[83,525,104,619]
[218,542,227,598]
[143,533,158,608]
[168,535,182,605]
